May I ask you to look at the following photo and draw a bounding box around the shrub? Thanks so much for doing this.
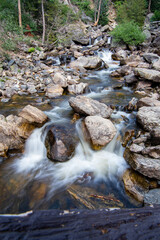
[151,10,160,21]
[28,47,35,53]
[111,21,146,46]
[115,0,147,27]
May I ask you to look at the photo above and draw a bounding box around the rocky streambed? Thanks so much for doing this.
[0,23,160,213]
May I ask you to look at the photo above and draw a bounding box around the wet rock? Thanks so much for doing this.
[84,116,116,147]
[151,128,160,146]
[70,56,103,70]
[136,80,152,91]
[144,189,160,205]
[137,97,160,108]
[137,106,160,131]
[52,72,68,88]
[134,68,160,83]
[69,96,112,118]
[18,105,48,126]
[143,53,159,64]
[122,130,135,147]
[112,49,127,61]
[45,124,78,162]
[68,83,88,95]
[46,84,64,98]
[124,148,160,180]
[123,169,151,202]
[111,65,132,78]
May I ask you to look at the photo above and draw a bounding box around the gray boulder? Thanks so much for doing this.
[137,97,160,108]
[69,96,112,118]
[68,83,88,95]
[137,106,160,131]
[45,84,64,98]
[84,116,116,146]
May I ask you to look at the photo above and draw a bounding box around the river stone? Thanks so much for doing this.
[70,56,103,70]
[144,189,160,205]
[18,105,48,126]
[137,97,160,108]
[52,73,68,88]
[134,68,160,82]
[69,96,112,118]
[46,84,64,98]
[122,169,150,202]
[129,143,144,153]
[45,123,78,162]
[143,53,159,64]
[68,83,88,95]
[137,106,160,131]
[84,116,116,146]
[124,148,160,180]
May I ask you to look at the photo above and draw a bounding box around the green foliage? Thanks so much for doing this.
[149,0,160,11]
[111,21,146,46]
[28,47,35,53]
[115,0,147,26]
[151,10,160,21]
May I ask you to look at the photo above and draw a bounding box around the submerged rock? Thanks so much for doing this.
[69,96,112,118]
[84,116,116,147]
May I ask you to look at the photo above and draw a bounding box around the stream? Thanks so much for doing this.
[0,48,141,214]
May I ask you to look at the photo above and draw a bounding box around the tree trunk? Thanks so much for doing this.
[94,0,102,26]
[42,0,46,45]
[18,0,22,28]
[148,0,152,13]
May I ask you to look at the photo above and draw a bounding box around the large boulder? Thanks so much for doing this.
[70,56,103,70]
[137,106,160,131]
[124,148,160,180]
[134,68,160,82]
[143,53,159,64]
[45,123,78,162]
[69,96,112,118]
[45,84,64,98]
[18,105,48,126]
[84,116,116,146]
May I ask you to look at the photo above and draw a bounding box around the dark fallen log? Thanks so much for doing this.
[0,206,160,240]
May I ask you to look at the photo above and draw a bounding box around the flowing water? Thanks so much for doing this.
[0,48,141,214]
